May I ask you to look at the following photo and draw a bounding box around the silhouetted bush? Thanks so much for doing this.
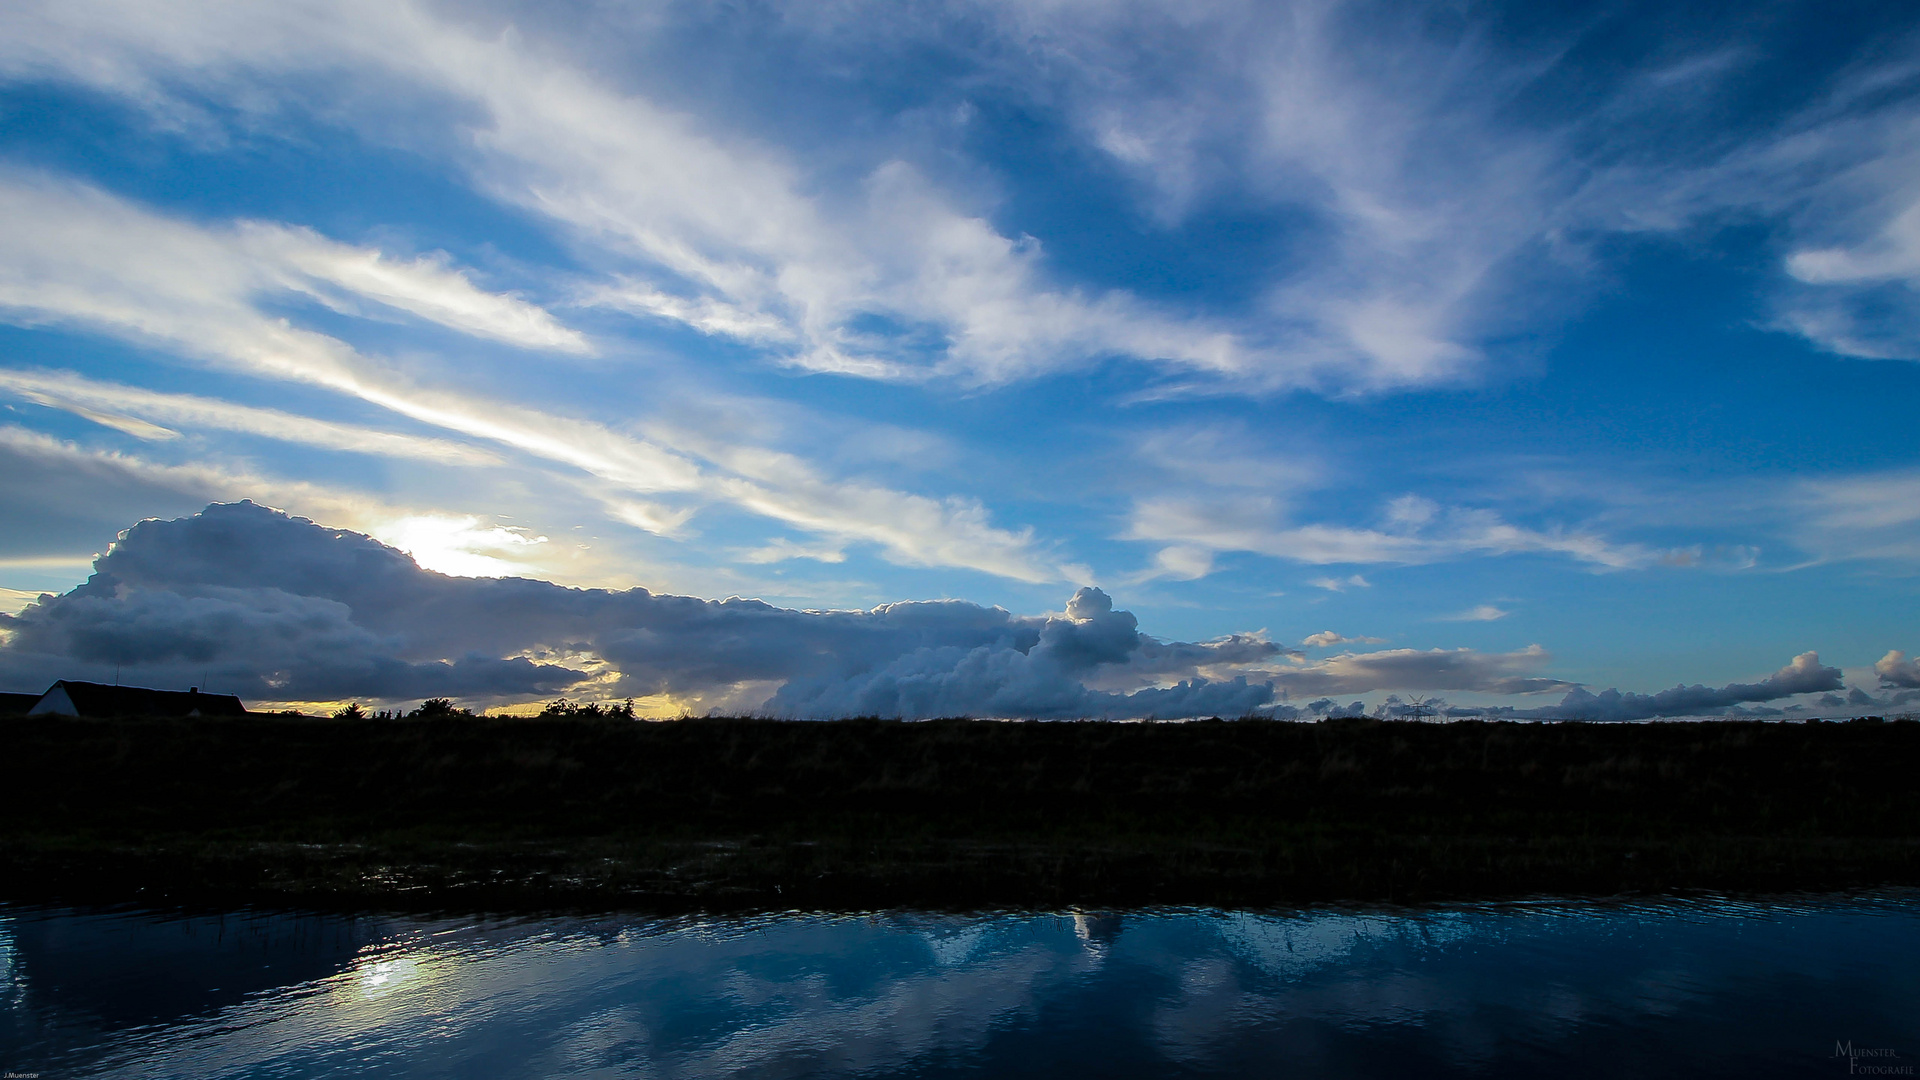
[537,697,635,720]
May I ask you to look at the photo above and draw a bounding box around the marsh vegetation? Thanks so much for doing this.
[1,715,1914,909]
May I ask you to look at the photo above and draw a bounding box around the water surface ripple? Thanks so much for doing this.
[2,894,1915,1078]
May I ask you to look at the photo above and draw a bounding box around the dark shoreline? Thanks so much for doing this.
[4,715,1917,912]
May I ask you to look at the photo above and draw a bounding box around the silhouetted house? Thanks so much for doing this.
[0,692,41,716]
[25,681,247,718]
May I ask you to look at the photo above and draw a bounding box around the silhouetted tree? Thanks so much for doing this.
[538,697,637,720]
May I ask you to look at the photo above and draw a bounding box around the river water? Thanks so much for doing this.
[2,893,1915,1078]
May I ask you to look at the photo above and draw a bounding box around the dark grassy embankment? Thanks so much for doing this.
[2,715,1916,910]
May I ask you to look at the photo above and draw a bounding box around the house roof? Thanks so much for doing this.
[27,681,248,718]
[0,692,41,715]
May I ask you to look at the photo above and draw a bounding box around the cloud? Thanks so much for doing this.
[1789,468,1920,564]
[0,426,584,581]
[378,516,549,579]
[888,0,1582,389]
[0,502,1279,713]
[1125,433,1666,578]
[0,174,1064,582]
[428,64,1264,387]
[0,172,585,356]
[0,587,49,616]
[1823,679,1920,713]
[1133,425,1321,493]
[1746,62,1920,360]
[1502,461,1920,573]
[733,537,848,565]
[1439,605,1509,622]
[767,646,1277,721]
[9,0,1919,384]
[944,0,1858,388]
[1130,493,1654,570]
[1141,545,1214,582]
[1265,644,1570,697]
[0,0,1287,390]
[1526,652,1844,721]
[5,502,1856,717]
[585,279,797,345]
[2,583,583,703]
[922,1,1920,373]
[235,223,590,353]
[1875,649,1920,689]
[1300,631,1385,648]
[0,425,416,536]
[0,368,500,465]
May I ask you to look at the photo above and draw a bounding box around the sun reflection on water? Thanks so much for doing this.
[354,955,421,998]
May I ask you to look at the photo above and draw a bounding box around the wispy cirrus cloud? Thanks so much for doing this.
[1790,467,1920,564]
[1129,493,1654,571]
[0,172,586,356]
[1713,51,1920,361]
[913,1,1698,387]
[0,0,1280,390]
[840,0,1920,377]
[235,223,591,354]
[0,368,500,465]
[0,175,1067,583]
[9,0,1920,389]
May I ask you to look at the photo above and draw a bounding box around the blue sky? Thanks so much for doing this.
[1,0,1918,716]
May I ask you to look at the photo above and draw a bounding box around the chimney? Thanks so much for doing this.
[189,687,199,694]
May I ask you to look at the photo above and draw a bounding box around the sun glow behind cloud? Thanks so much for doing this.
[376,516,550,579]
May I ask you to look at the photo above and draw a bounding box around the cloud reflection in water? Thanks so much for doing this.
[2,897,1915,1078]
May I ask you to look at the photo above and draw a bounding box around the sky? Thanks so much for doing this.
[0,0,1918,717]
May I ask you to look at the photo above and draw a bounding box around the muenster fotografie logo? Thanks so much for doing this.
[1835,1043,1914,1075]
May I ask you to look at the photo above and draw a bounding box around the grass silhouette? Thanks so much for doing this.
[1,714,1915,909]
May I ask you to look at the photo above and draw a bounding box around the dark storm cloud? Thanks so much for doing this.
[0,577,586,703]
[1523,652,1844,721]
[0,503,1875,719]
[0,502,1286,714]
[1264,645,1573,698]
[765,585,1278,720]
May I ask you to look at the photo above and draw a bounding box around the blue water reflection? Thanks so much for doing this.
[2,895,1916,1078]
